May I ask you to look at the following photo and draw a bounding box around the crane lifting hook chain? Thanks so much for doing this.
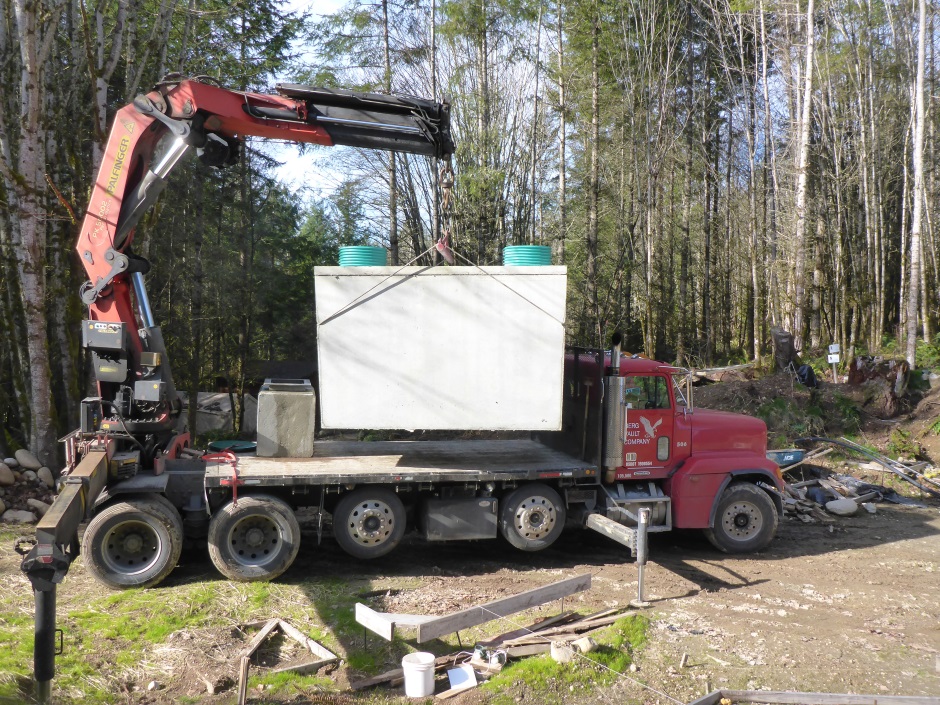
[436,157,456,264]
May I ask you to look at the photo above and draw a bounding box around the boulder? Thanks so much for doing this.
[2,509,38,524]
[825,498,859,516]
[37,467,55,489]
[0,463,14,487]
[22,470,38,482]
[3,457,17,469]
[15,449,42,470]
[27,498,51,517]
[0,499,5,515]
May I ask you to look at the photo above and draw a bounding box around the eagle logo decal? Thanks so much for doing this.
[639,416,662,438]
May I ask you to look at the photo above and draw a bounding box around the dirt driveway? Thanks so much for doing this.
[2,500,939,704]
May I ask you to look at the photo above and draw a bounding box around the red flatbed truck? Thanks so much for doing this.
[18,75,783,701]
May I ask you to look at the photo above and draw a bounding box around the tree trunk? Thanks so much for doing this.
[906,0,926,365]
[790,0,815,352]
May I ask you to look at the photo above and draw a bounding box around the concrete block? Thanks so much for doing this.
[257,379,316,458]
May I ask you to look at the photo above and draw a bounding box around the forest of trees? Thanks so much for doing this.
[1,0,937,465]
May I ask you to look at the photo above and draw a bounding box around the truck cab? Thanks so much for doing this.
[552,347,783,554]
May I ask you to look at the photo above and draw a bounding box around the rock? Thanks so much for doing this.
[147,681,161,692]
[2,509,38,524]
[3,457,17,469]
[0,463,14,487]
[826,498,859,516]
[861,502,877,514]
[27,498,51,517]
[15,449,42,470]
[37,467,54,489]
[0,499,5,515]
[22,470,38,482]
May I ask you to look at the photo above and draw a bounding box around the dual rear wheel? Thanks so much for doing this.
[83,481,569,589]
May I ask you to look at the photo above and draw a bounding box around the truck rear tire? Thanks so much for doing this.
[705,482,778,554]
[208,495,301,582]
[499,483,565,551]
[82,497,183,589]
[333,488,406,560]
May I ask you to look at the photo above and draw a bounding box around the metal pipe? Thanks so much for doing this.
[34,587,56,704]
[131,272,155,329]
[611,331,622,374]
[635,508,650,606]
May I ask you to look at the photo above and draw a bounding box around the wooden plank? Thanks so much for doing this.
[417,574,591,643]
[685,691,723,705]
[505,643,552,658]
[437,684,477,700]
[241,618,280,659]
[267,658,337,676]
[276,620,337,661]
[502,612,625,645]
[236,656,250,705]
[480,611,577,647]
[720,690,940,705]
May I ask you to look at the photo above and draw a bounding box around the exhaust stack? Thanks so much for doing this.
[603,332,625,477]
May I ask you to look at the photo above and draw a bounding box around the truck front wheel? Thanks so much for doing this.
[208,495,301,581]
[82,497,184,589]
[333,488,406,560]
[500,484,565,551]
[705,482,778,554]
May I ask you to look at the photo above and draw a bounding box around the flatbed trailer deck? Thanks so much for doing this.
[203,439,599,488]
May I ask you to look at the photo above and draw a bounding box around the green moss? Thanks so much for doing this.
[482,614,649,702]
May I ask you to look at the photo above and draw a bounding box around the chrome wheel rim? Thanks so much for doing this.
[720,501,763,541]
[346,499,395,546]
[512,495,557,540]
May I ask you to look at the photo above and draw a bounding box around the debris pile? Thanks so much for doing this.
[0,449,56,525]
[781,438,940,523]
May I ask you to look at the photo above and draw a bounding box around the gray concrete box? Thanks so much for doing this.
[315,266,567,431]
[256,379,316,457]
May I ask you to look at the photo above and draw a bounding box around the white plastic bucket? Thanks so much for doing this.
[402,651,436,697]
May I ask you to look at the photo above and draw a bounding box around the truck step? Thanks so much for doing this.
[585,513,637,556]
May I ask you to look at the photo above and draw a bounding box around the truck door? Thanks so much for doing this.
[619,374,676,480]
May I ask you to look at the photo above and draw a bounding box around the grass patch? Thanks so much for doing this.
[249,670,334,695]
[482,614,649,704]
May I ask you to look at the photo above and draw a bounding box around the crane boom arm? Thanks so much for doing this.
[22,76,453,704]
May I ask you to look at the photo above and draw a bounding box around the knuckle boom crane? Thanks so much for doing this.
[18,76,453,702]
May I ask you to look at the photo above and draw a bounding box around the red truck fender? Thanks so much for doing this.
[664,453,783,529]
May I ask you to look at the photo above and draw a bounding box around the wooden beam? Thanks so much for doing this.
[276,620,336,661]
[417,574,591,642]
[720,691,940,705]
[241,618,280,659]
[267,658,336,676]
[355,603,436,641]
